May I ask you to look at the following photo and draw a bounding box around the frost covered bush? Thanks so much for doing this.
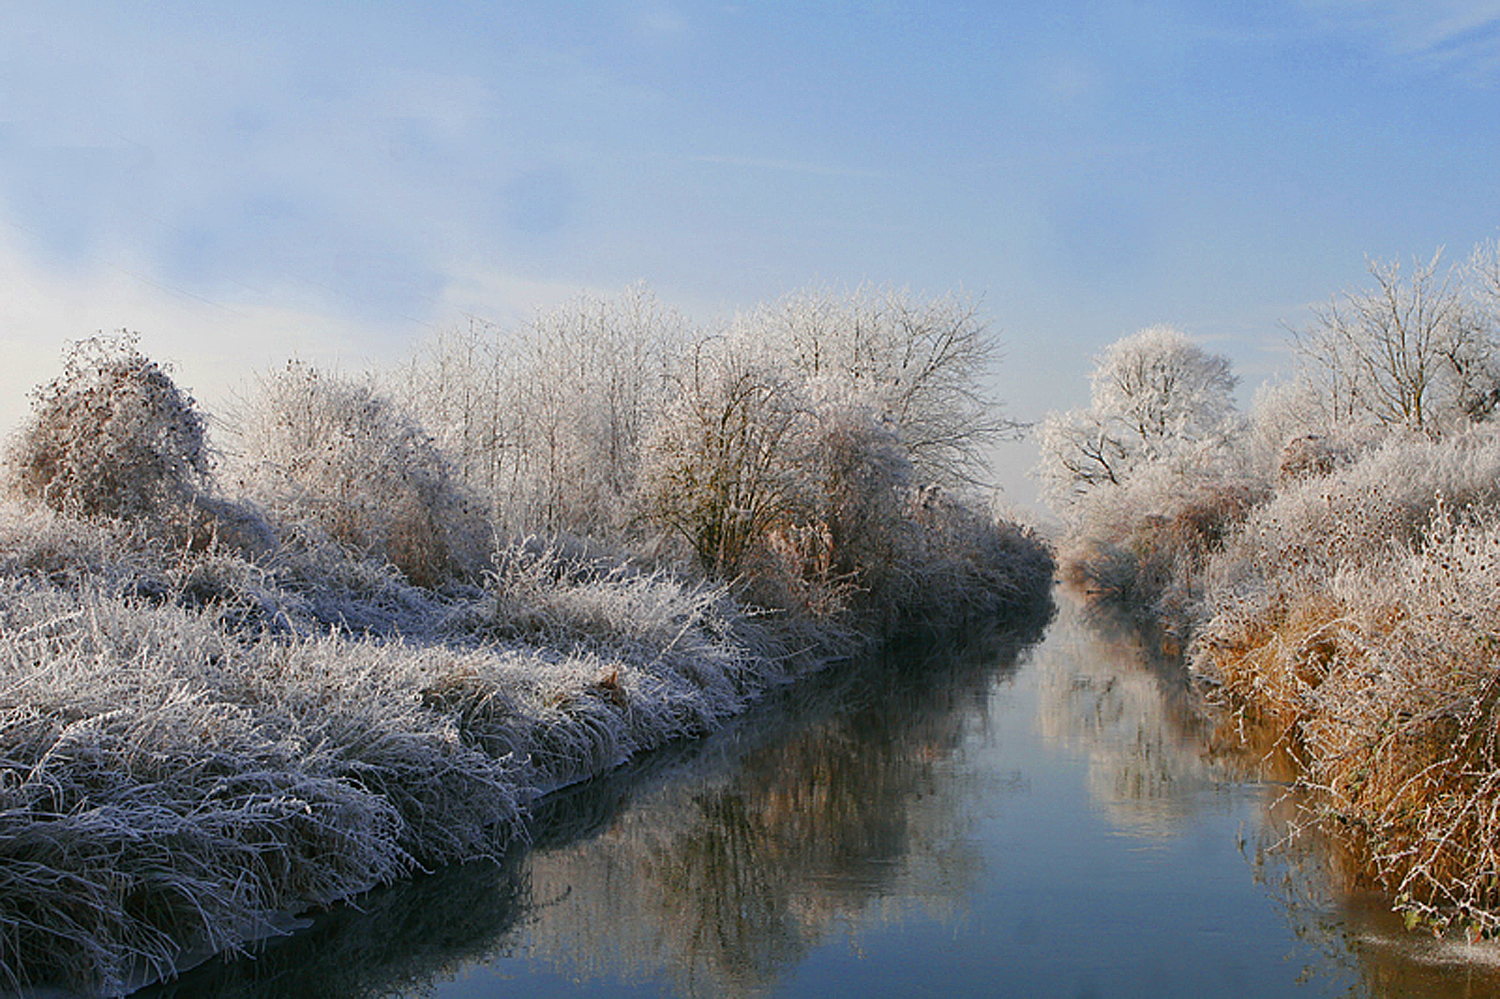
[399,286,685,539]
[1189,427,1500,933]
[637,334,1029,626]
[1198,425,1500,625]
[743,391,915,619]
[890,487,1055,628]
[232,363,487,587]
[6,334,209,524]
[639,337,811,580]
[1036,326,1255,625]
[1196,503,1500,935]
[1057,467,1263,630]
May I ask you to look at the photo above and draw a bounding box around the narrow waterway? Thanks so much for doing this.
[141,595,1500,998]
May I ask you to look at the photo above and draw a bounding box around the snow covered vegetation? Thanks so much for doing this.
[1036,241,1500,936]
[0,288,1052,995]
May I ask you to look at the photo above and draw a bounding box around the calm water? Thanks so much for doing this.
[143,595,1500,998]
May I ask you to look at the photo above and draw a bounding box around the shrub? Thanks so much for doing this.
[7,334,209,523]
[1190,428,1500,932]
[231,362,487,587]
[639,337,812,580]
[1056,463,1262,633]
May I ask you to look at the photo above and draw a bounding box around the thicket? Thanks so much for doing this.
[400,285,1044,631]
[0,287,1051,995]
[229,362,489,587]
[1035,240,1500,936]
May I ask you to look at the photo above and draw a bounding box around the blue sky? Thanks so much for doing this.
[3,1,1499,509]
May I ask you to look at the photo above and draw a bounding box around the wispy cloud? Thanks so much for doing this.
[1308,1,1500,78]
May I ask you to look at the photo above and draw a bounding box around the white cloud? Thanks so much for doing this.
[0,220,643,440]
[0,228,411,438]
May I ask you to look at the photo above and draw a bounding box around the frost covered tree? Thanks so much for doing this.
[1035,326,1239,508]
[743,286,1016,487]
[1474,239,1500,312]
[1294,252,1499,433]
[398,285,687,538]
[639,337,812,578]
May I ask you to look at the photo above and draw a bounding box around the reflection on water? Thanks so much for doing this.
[516,621,1039,997]
[139,595,1500,998]
[1034,605,1219,838]
[1045,601,1500,999]
[1247,791,1500,999]
[135,857,527,998]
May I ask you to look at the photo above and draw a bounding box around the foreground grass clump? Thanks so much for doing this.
[0,504,1051,995]
[0,506,827,995]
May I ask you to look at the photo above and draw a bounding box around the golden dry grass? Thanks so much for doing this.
[1197,500,1500,936]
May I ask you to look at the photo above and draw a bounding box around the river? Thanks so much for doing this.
[137,593,1500,998]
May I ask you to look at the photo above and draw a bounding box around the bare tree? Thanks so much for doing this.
[745,286,1017,486]
[1295,252,1498,433]
[397,285,689,539]
[639,337,811,578]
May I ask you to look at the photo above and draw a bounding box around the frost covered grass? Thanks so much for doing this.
[1060,422,1500,934]
[0,508,840,996]
[0,504,1053,995]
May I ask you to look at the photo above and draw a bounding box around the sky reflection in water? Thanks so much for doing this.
[143,597,1500,998]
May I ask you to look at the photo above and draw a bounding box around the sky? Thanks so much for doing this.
[2,1,1499,512]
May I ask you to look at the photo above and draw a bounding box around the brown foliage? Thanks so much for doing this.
[8,335,209,523]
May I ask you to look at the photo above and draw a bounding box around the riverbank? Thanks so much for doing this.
[0,498,1053,996]
[1057,424,1500,938]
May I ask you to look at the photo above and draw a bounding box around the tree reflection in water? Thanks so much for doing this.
[1035,599,1221,838]
[519,615,1048,996]
[137,593,1500,999]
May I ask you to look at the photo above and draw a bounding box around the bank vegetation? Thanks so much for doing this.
[0,287,1053,995]
[1036,240,1500,938]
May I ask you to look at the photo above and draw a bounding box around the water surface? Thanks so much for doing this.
[142,596,1500,998]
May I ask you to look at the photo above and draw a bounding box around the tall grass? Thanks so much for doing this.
[0,509,849,995]
[1191,426,1500,934]
[0,513,1050,994]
